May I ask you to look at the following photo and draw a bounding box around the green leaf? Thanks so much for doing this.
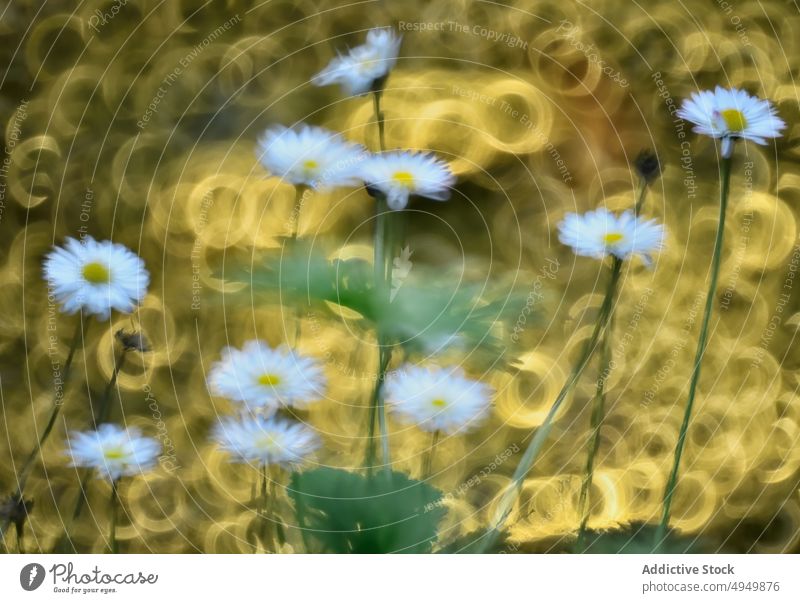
[239,243,534,369]
[243,243,377,319]
[290,468,446,554]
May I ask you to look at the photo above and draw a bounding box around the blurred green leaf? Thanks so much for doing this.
[290,468,445,553]
[240,243,534,367]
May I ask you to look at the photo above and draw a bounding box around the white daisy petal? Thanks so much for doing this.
[43,237,149,320]
[558,208,665,265]
[676,87,785,157]
[385,365,494,434]
[212,415,320,467]
[207,341,326,414]
[360,151,455,210]
[313,27,402,96]
[66,424,161,481]
[256,124,366,189]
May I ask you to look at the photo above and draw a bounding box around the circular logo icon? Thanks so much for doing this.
[20,563,45,591]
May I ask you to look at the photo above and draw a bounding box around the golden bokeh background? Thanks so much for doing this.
[1,0,800,553]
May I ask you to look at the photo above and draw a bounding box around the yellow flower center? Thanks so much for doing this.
[256,435,281,451]
[392,171,415,188]
[720,109,747,132]
[258,373,282,387]
[356,51,380,73]
[82,261,110,284]
[431,398,447,408]
[103,447,126,460]
[603,232,624,244]
[302,159,319,171]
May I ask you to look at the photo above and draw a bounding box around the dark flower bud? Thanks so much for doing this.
[115,329,150,352]
[634,149,660,184]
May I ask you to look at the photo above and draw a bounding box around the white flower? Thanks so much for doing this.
[360,151,456,210]
[676,86,785,157]
[313,27,402,96]
[385,365,494,434]
[207,341,326,414]
[256,124,366,189]
[66,424,161,481]
[558,209,665,266]
[212,415,320,467]
[43,237,149,320]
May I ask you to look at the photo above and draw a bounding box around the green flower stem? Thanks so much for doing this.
[373,89,386,152]
[96,348,128,424]
[576,179,652,551]
[288,185,308,346]
[16,315,86,484]
[479,257,623,552]
[576,305,616,551]
[634,176,649,216]
[289,184,307,242]
[1,314,87,548]
[57,348,131,552]
[259,464,275,552]
[365,89,392,474]
[655,154,732,550]
[423,430,440,478]
[109,479,120,554]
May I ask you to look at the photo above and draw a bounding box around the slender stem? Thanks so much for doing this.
[15,518,24,554]
[479,258,623,552]
[365,90,392,474]
[288,185,308,346]
[260,463,267,534]
[634,177,648,216]
[289,185,307,242]
[271,471,286,547]
[655,154,732,549]
[17,315,86,483]
[373,90,386,152]
[259,464,279,553]
[109,479,119,554]
[576,306,615,551]
[576,179,651,551]
[1,314,87,547]
[96,349,128,425]
[423,430,440,478]
[59,348,129,550]
[365,344,391,473]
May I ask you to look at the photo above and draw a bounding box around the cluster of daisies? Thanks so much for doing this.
[206,341,497,471]
[257,29,455,212]
[41,233,499,478]
[30,24,787,550]
[557,86,785,264]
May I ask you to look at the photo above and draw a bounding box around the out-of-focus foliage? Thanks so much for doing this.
[245,243,531,367]
[291,468,445,553]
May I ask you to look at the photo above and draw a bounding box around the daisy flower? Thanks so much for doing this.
[66,424,161,481]
[360,151,456,210]
[313,27,402,96]
[207,341,326,414]
[676,86,785,157]
[212,415,320,467]
[43,237,149,320]
[558,208,665,266]
[385,365,494,434]
[256,124,366,189]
